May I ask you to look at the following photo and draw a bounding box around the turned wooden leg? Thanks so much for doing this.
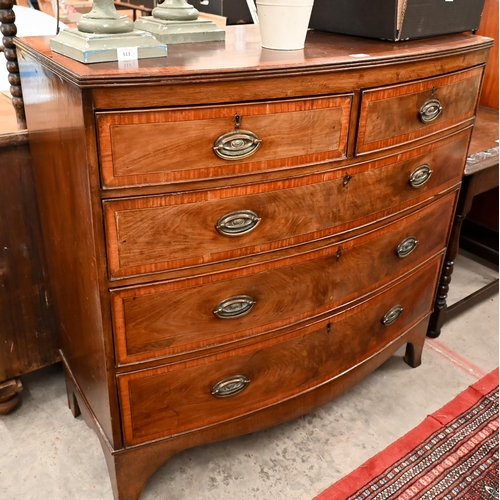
[427,176,476,338]
[0,378,23,415]
[426,254,458,338]
[0,0,27,130]
[427,212,465,338]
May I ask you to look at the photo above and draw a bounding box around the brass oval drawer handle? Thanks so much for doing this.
[382,305,404,326]
[396,236,419,258]
[216,210,261,236]
[213,130,262,160]
[409,164,433,188]
[211,375,250,397]
[213,295,256,319]
[419,98,443,123]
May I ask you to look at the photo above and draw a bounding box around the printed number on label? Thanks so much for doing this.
[117,47,138,61]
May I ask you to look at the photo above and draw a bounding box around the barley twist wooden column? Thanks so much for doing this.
[0,0,26,130]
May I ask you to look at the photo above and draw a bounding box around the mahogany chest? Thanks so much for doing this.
[15,26,491,499]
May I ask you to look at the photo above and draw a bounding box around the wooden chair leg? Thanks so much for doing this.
[427,178,474,338]
[427,256,458,338]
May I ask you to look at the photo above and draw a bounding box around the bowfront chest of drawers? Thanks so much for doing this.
[16,27,492,500]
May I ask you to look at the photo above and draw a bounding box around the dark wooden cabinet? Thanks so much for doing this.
[0,133,58,414]
[15,27,491,499]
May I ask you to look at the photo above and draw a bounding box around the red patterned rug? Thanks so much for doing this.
[314,368,499,500]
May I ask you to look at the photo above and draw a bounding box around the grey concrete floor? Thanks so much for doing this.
[0,250,498,500]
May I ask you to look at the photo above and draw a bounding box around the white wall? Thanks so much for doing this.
[1,6,66,92]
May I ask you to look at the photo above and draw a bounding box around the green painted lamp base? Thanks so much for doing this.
[134,17,225,44]
[50,28,167,64]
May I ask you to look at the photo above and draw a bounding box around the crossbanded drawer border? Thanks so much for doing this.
[116,256,443,446]
[96,95,352,189]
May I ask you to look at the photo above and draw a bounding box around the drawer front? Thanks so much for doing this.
[356,66,483,154]
[118,257,441,445]
[104,130,468,279]
[97,96,352,189]
[112,191,455,364]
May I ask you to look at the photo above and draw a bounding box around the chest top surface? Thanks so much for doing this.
[15,25,493,87]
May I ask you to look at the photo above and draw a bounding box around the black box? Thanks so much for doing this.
[309,0,486,41]
[190,0,255,25]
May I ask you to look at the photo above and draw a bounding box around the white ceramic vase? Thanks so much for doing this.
[256,0,314,50]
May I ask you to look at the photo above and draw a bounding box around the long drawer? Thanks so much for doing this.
[96,95,352,189]
[117,257,441,445]
[103,129,468,279]
[111,191,455,365]
[356,66,482,154]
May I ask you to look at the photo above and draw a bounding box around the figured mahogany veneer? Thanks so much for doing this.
[112,192,456,365]
[357,66,483,154]
[104,129,469,280]
[97,96,352,188]
[15,26,492,500]
[119,257,442,446]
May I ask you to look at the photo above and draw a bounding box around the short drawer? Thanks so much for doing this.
[117,257,441,445]
[103,129,468,279]
[96,95,351,189]
[356,66,483,154]
[111,191,455,364]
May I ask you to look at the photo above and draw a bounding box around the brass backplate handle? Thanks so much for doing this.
[396,236,419,258]
[419,98,443,123]
[382,305,404,326]
[213,295,256,319]
[409,164,433,188]
[213,129,262,160]
[211,375,250,397]
[216,210,261,236]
